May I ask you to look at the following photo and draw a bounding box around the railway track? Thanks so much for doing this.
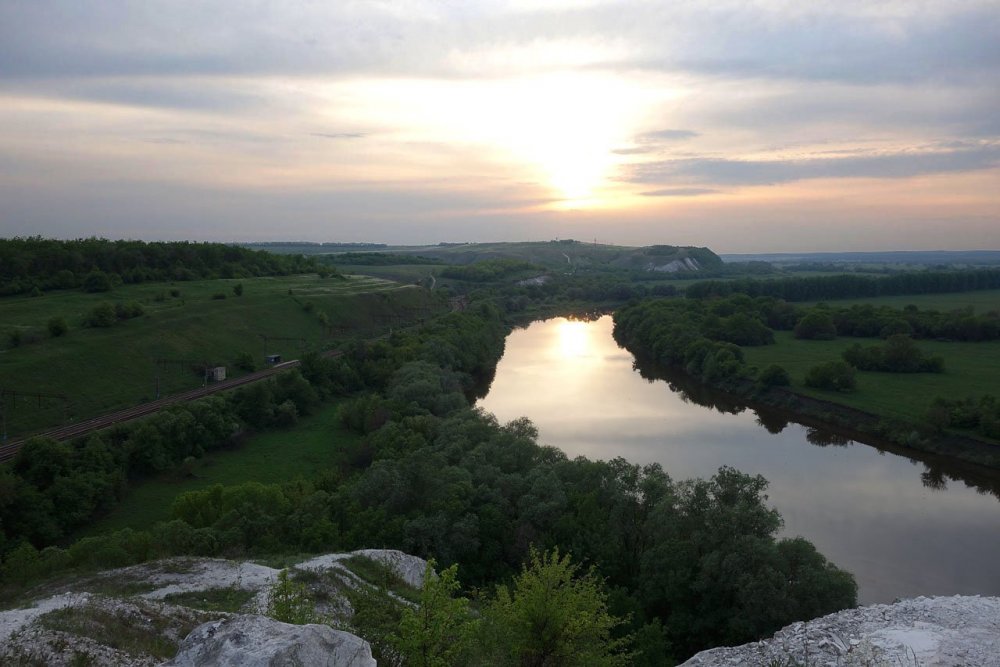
[0,352,343,463]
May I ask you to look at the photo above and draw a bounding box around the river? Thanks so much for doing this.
[478,315,1000,604]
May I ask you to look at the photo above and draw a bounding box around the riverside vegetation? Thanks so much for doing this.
[4,240,999,663]
[1,291,857,665]
[613,292,1000,464]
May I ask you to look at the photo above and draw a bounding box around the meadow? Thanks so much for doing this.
[79,401,360,536]
[743,331,1000,424]
[0,273,442,436]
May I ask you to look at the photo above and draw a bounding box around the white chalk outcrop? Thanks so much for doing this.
[0,549,429,666]
[680,595,1000,667]
[167,615,375,667]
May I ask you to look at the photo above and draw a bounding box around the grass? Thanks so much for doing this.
[161,587,256,613]
[802,288,1000,313]
[79,401,361,535]
[744,331,1000,423]
[0,273,442,435]
[36,599,206,660]
[342,555,422,604]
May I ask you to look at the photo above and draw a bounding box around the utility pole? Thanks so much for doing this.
[0,388,69,442]
[153,358,211,399]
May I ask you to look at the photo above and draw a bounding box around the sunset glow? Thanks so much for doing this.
[0,1,997,249]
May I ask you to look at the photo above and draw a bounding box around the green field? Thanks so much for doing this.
[79,401,360,535]
[0,274,442,435]
[743,331,1000,423]
[803,288,1000,313]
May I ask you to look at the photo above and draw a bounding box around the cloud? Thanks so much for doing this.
[310,133,366,140]
[638,129,699,142]
[624,144,1000,187]
[640,188,718,197]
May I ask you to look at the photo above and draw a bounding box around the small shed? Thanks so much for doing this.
[209,366,227,382]
[265,354,282,365]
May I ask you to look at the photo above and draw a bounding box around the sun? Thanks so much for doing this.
[557,319,590,358]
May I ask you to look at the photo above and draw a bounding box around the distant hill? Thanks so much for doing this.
[243,240,723,273]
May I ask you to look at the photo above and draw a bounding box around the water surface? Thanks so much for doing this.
[479,316,1000,604]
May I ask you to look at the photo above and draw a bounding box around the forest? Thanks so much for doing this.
[0,237,323,296]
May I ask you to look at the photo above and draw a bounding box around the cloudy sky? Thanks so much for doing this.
[1,1,998,251]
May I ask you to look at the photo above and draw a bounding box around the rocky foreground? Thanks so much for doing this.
[681,595,1000,667]
[3,552,999,665]
[0,549,428,666]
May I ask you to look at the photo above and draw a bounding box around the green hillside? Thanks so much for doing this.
[0,274,443,437]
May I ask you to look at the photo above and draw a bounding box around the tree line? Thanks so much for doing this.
[686,268,1000,301]
[0,237,325,296]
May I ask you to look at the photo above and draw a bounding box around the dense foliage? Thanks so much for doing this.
[0,297,857,663]
[842,335,944,373]
[330,253,440,266]
[926,396,1000,439]
[440,259,542,282]
[687,269,1000,302]
[0,237,324,296]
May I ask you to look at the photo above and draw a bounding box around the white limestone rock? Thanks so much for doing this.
[166,615,375,667]
[680,595,1000,667]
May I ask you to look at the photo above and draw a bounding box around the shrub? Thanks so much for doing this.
[793,311,837,340]
[233,283,243,297]
[211,293,227,300]
[169,288,181,298]
[83,270,113,293]
[234,351,257,372]
[87,303,117,327]
[47,317,69,337]
[804,361,856,392]
[758,364,790,387]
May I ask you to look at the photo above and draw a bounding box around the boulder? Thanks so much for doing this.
[167,615,375,667]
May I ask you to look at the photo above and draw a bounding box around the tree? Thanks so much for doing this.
[82,270,112,293]
[481,548,631,667]
[757,364,790,387]
[265,569,318,624]
[804,361,856,392]
[393,561,478,667]
[793,310,837,340]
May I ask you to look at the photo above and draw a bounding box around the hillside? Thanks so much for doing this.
[0,273,442,436]
[244,240,724,274]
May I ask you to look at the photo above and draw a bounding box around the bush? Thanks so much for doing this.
[47,317,69,337]
[794,310,837,340]
[758,364,790,387]
[233,283,244,297]
[169,288,181,298]
[804,361,856,392]
[234,351,257,372]
[83,270,113,293]
[211,293,227,300]
[87,302,117,327]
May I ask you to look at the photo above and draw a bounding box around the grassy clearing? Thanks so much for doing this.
[161,587,256,613]
[744,331,1000,422]
[37,599,205,660]
[80,401,360,535]
[0,273,441,435]
[802,288,1000,312]
[342,555,421,603]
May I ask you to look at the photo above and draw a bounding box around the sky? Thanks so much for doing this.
[1,1,999,252]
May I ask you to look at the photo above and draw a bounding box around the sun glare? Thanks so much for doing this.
[343,71,660,207]
[557,319,591,358]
